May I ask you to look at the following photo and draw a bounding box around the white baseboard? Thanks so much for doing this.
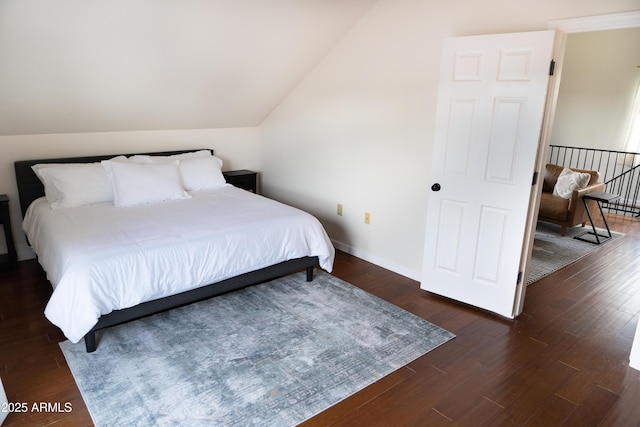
[330,239,421,282]
[17,247,36,262]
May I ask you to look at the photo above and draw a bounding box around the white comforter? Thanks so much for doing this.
[23,185,335,343]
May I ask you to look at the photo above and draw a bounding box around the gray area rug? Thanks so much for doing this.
[61,271,455,426]
[527,222,622,285]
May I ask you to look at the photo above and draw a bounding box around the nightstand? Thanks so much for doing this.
[223,170,258,193]
[0,194,18,271]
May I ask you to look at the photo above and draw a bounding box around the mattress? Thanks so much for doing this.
[23,184,335,343]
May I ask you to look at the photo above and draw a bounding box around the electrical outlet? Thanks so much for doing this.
[364,212,371,224]
[337,203,343,216]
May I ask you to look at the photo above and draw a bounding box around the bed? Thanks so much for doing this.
[15,149,335,352]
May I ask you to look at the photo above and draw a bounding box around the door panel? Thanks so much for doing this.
[474,206,508,284]
[421,30,556,318]
[486,98,524,183]
[445,98,476,176]
[434,199,465,273]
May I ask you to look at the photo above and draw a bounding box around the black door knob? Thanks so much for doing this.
[431,183,441,192]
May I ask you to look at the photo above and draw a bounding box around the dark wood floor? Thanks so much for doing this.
[2,214,640,426]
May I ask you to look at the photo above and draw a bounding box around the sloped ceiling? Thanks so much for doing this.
[0,0,376,135]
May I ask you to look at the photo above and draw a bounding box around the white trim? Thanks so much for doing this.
[548,10,640,33]
[331,239,421,281]
[631,319,640,371]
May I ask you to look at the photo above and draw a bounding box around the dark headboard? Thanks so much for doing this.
[14,149,213,217]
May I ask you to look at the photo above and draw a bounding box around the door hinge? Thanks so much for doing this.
[549,59,556,76]
[532,171,539,186]
[517,271,523,284]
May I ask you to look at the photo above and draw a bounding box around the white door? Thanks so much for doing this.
[421,30,556,318]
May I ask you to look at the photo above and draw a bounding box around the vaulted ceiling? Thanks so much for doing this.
[0,0,377,135]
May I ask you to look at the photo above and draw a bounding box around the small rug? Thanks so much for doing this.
[527,222,623,285]
[60,271,455,426]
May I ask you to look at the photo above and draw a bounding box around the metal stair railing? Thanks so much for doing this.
[548,145,640,217]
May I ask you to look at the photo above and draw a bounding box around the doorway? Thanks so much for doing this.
[538,10,640,367]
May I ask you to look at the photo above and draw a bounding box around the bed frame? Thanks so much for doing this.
[14,149,318,352]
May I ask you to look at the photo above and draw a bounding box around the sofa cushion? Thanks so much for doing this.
[538,192,569,221]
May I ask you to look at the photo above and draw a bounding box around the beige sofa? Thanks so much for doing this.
[538,164,605,236]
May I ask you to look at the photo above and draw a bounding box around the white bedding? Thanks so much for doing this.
[23,185,335,343]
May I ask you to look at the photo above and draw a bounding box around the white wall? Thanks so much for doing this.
[0,0,376,262]
[0,0,376,135]
[1,127,261,259]
[551,27,640,150]
[260,0,639,279]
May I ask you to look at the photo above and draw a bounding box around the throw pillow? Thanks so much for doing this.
[179,156,226,191]
[102,159,191,207]
[31,156,127,208]
[553,167,591,199]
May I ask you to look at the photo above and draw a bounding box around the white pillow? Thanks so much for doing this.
[102,160,191,207]
[553,167,591,199]
[128,149,212,164]
[179,156,226,191]
[32,156,126,208]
